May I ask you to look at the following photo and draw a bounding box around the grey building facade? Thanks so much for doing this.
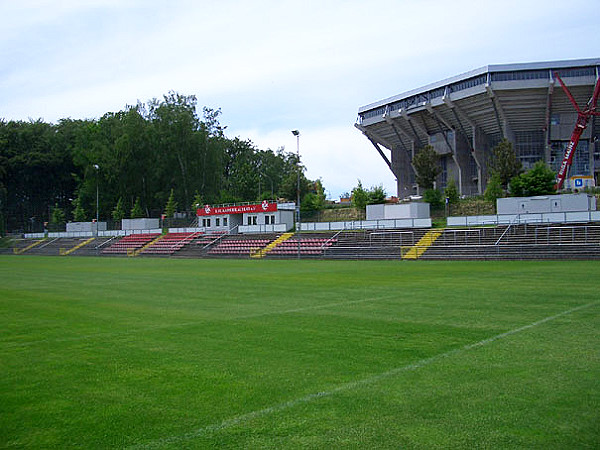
[356,58,600,198]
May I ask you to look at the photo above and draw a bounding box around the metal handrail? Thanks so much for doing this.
[495,214,520,246]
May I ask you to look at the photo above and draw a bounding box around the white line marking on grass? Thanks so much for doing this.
[2,294,397,348]
[127,300,598,450]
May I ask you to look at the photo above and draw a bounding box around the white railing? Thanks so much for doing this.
[448,210,600,227]
[301,218,431,231]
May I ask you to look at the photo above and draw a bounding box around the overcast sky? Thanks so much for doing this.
[2,0,599,199]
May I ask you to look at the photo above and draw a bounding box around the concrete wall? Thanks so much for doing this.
[66,222,107,232]
[122,218,160,230]
[497,194,596,215]
[367,202,430,220]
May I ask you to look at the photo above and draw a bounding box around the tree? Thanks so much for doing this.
[443,178,459,204]
[351,180,369,215]
[484,174,504,204]
[191,191,203,211]
[72,196,86,222]
[301,179,326,213]
[50,203,66,226]
[130,197,145,218]
[112,198,126,221]
[368,184,386,205]
[423,189,443,209]
[488,138,522,190]
[509,160,556,197]
[412,145,441,190]
[164,188,178,218]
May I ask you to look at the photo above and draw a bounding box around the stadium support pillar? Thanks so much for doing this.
[472,126,491,194]
[392,143,414,199]
[452,130,475,196]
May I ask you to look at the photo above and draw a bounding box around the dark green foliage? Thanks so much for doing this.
[484,174,504,205]
[50,203,65,226]
[164,188,177,218]
[351,180,369,214]
[130,197,144,218]
[351,180,387,214]
[509,161,556,197]
[423,188,443,209]
[71,196,86,222]
[488,138,522,189]
[0,94,308,231]
[368,184,386,204]
[301,179,326,213]
[412,145,441,190]
[191,191,203,211]
[112,198,126,221]
[443,178,459,204]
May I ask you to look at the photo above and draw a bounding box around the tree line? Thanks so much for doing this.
[0,92,323,233]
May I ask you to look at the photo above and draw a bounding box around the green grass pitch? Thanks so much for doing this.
[1,256,598,449]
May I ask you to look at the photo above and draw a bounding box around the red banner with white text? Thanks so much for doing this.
[197,201,278,216]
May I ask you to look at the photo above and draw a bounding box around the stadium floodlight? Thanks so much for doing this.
[291,130,300,259]
[93,164,100,228]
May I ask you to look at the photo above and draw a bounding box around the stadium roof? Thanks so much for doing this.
[356,58,600,150]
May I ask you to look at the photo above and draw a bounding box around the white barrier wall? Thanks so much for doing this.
[366,202,430,220]
[66,222,107,232]
[497,194,596,215]
[121,218,160,230]
[448,210,600,227]
[300,218,432,231]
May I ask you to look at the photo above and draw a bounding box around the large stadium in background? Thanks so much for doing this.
[356,58,600,198]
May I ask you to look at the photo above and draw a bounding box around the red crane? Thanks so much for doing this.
[553,71,600,190]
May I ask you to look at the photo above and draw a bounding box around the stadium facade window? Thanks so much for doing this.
[440,156,447,188]
[491,70,549,82]
[469,155,478,179]
[515,131,545,169]
[552,140,590,175]
[555,67,595,78]
[202,218,211,227]
[223,217,228,227]
[216,218,220,227]
[449,74,486,93]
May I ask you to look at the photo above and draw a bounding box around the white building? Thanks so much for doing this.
[196,201,296,234]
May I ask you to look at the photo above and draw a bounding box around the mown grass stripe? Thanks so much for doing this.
[128,300,598,449]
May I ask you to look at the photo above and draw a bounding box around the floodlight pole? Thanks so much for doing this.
[94,164,100,231]
[291,130,301,259]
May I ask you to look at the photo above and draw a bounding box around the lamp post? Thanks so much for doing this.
[93,164,99,233]
[291,130,300,259]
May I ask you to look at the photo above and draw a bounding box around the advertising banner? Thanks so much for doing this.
[197,201,278,216]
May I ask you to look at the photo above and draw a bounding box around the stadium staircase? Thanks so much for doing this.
[8,222,600,260]
[13,238,47,254]
[59,237,96,256]
[421,223,600,260]
[207,235,277,257]
[323,229,428,259]
[265,233,338,258]
[138,232,202,256]
[102,233,161,256]
[250,232,293,258]
[402,230,443,260]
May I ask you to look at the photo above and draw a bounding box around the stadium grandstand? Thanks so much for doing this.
[356,58,600,199]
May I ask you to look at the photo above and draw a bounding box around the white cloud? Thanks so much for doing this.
[232,125,397,200]
[1,0,598,198]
